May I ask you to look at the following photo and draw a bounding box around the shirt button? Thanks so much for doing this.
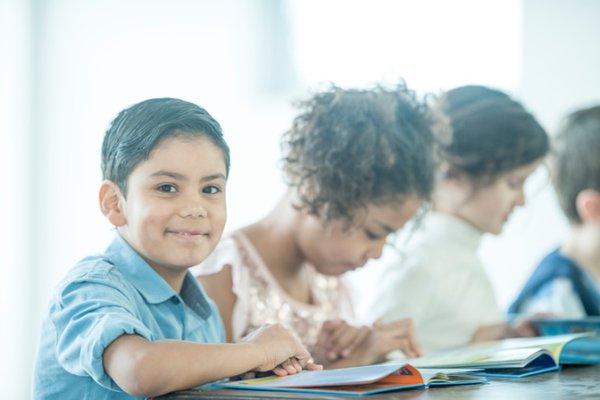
[171,297,180,305]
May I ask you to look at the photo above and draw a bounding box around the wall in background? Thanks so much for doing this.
[481,0,600,309]
[0,0,33,396]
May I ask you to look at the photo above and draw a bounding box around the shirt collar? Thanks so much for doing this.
[104,233,212,319]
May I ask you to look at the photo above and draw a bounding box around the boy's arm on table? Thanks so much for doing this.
[103,323,318,398]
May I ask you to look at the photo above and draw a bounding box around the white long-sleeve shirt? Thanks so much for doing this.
[369,212,503,352]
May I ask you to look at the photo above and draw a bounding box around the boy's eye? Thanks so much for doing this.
[157,184,177,193]
[202,185,222,195]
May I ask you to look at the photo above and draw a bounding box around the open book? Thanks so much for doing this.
[403,332,592,378]
[531,317,600,364]
[216,362,487,396]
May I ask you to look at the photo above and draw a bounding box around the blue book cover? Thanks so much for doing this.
[531,317,600,364]
[405,333,591,378]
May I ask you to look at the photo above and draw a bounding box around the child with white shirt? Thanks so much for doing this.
[369,85,549,352]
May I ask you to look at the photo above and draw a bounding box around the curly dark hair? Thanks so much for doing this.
[281,82,445,226]
[438,85,549,185]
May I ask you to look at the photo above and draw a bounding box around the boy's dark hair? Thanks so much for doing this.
[101,97,230,195]
[439,85,549,185]
[281,82,446,226]
[553,105,600,224]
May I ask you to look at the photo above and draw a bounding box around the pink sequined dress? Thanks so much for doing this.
[191,231,353,352]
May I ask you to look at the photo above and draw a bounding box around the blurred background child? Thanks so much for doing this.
[193,82,446,367]
[368,85,549,353]
[510,105,600,317]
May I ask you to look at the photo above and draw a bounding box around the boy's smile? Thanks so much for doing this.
[167,229,209,240]
[107,134,227,290]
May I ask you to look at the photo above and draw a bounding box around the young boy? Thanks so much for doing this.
[510,105,600,317]
[32,98,318,400]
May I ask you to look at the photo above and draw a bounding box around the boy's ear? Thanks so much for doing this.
[99,180,126,227]
[575,189,600,223]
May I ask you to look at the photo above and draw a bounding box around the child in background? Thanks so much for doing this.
[368,85,549,353]
[510,105,600,317]
[32,98,318,400]
[194,83,445,367]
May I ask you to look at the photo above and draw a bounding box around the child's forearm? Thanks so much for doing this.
[103,334,265,397]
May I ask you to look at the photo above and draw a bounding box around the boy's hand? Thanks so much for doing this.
[240,323,322,376]
[271,357,323,376]
[314,319,370,363]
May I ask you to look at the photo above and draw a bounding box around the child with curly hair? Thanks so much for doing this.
[193,82,444,368]
[369,85,550,353]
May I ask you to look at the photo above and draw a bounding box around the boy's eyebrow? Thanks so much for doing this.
[150,170,185,180]
[201,173,227,182]
[150,171,227,181]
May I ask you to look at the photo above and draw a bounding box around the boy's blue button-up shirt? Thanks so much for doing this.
[32,234,225,400]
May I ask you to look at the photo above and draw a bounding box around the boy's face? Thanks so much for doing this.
[113,135,227,284]
[454,160,541,234]
[296,196,422,276]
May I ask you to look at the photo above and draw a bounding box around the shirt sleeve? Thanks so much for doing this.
[50,273,154,391]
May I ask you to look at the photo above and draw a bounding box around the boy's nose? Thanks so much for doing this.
[180,201,208,218]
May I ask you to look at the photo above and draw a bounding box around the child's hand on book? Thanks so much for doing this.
[508,319,538,337]
[471,320,537,343]
[240,323,322,376]
[315,318,422,367]
[471,323,509,342]
[314,319,371,363]
[368,319,423,360]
